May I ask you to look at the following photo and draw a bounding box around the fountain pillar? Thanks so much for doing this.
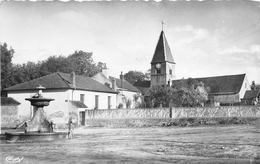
[25,85,54,133]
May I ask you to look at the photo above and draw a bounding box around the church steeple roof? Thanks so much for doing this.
[151,31,175,64]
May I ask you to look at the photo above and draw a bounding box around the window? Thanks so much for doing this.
[80,94,85,104]
[169,69,172,75]
[245,83,247,89]
[95,95,99,109]
[108,96,111,109]
[156,68,161,74]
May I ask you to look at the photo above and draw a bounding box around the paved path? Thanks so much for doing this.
[1,125,260,164]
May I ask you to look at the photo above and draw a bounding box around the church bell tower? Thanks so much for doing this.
[150,29,176,86]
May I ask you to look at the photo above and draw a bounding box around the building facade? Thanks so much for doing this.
[92,68,141,108]
[5,72,117,126]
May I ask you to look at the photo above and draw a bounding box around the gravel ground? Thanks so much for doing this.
[1,125,260,164]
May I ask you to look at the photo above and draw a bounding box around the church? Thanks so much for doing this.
[133,29,249,106]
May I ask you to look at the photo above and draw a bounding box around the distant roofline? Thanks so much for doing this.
[211,92,237,95]
[109,75,141,93]
[6,87,117,94]
[173,73,246,81]
[5,88,69,91]
[5,72,118,94]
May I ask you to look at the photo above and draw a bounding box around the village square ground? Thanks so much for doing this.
[1,124,260,164]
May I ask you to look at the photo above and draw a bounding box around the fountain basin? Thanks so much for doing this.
[25,98,54,107]
[5,132,67,142]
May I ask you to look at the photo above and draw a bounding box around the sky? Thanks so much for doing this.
[1,0,260,84]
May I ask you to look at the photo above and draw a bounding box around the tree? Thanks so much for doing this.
[1,43,14,93]
[171,78,209,107]
[250,81,260,90]
[121,94,132,109]
[148,78,209,108]
[96,62,106,71]
[144,69,151,80]
[39,55,72,75]
[149,85,174,107]
[2,46,108,92]
[251,81,256,90]
[67,51,98,77]
[257,84,260,90]
[124,71,145,85]
[133,93,146,108]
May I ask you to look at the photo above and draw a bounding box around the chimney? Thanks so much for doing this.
[120,71,124,88]
[70,71,76,87]
[101,63,109,78]
[112,78,116,91]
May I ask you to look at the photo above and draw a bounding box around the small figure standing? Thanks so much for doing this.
[49,121,54,133]
[68,117,73,139]
[24,121,28,133]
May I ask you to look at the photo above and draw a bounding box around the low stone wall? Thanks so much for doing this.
[85,118,173,128]
[85,117,260,128]
[86,108,170,119]
[172,106,260,117]
[1,106,19,128]
[85,106,260,127]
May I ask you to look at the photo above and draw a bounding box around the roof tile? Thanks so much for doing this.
[172,74,246,94]
[5,72,117,94]
[1,97,21,106]
[70,101,88,108]
[151,31,175,64]
[109,76,140,93]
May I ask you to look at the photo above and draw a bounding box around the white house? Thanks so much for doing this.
[92,67,141,108]
[4,72,117,126]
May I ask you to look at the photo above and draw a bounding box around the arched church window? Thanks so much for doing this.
[169,69,172,75]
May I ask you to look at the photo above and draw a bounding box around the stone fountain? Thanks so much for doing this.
[5,85,67,141]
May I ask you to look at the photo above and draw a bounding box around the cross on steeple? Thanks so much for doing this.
[161,20,164,31]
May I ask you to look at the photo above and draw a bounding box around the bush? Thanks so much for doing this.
[117,103,123,109]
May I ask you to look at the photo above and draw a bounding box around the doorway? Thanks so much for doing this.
[79,111,85,126]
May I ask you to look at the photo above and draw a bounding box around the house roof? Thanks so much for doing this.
[135,86,150,95]
[133,80,151,95]
[70,101,88,108]
[1,97,21,106]
[133,80,151,88]
[243,90,260,100]
[137,74,246,96]
[151,31,175,64]
[109,76,140,93]
[172,73,246,95]
[5,72,117,94]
